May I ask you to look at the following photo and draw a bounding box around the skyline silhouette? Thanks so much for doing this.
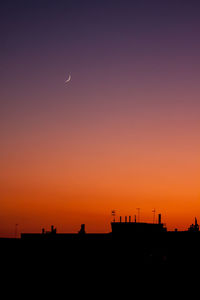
[2,213,200,238]
[1,214,200,264]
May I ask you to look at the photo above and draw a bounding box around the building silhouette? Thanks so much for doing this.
[1,214,200,264]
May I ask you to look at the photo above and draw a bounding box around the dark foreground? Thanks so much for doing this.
[2,231,200,266]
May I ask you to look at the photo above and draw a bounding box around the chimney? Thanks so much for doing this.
[158,214,161,224]
[51,225,56,234]
[79,224,85,234]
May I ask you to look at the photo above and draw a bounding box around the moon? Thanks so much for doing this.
[65,75,71,83]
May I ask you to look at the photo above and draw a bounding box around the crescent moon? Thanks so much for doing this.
[65,75,71,83]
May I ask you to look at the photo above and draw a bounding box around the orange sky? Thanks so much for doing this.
[1,114,200,237]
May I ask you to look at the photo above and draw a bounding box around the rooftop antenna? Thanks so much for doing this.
[111,210,116,222]
[136,208,140,223]
[152,208,156,224]
[14,224,18,239]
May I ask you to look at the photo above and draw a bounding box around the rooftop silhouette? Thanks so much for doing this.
[1,214,200,264]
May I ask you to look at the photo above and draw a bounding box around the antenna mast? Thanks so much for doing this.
[136,208,140,223]
[152,209,156,224]
[111,210,116,222]
[15,224,18,238]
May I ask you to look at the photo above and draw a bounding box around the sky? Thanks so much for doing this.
[1,0,200,237]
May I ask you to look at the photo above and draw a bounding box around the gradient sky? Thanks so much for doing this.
[1,0,200,237]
